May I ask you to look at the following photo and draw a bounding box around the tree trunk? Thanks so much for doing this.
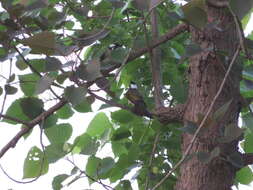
[175,5,242,190]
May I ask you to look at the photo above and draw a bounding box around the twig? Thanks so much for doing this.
[0,119,46,184]
[144,132,161,190]
[88,90,132,112]
[0,99,67,159]
[66,158,115,190]
[151,44,241,190]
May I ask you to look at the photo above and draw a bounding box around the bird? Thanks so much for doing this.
[125,82,152,118]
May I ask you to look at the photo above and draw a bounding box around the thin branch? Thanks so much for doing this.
[88,90,132,112]
[0,119,46,184]
[151,45,241,190]
[0,114,30,126]
[145,132,161,190]
[102,23,188,75]
[66,158,115,190]
[0,99,67,159]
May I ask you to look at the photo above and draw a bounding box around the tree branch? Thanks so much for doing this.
[150,8,164,109]
[153,104,186,124]
[242,153,253,166]
[0,99,67,159]
[101,23,189,75]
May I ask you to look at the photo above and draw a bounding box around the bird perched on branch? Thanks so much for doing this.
[125,82,152,118]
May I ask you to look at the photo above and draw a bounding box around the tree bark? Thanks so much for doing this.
[175,5,242,190]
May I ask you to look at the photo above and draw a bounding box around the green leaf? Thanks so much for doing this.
[182,0,207,28]
[86,112,112,138]
[16,59,28,71]
[236,166,253,185]
[4,84,17,95]
[112,128,131,141]
[23,146,49,179]
[115,180,133,190]
[19,73,40,96]
[98,157,115,178]
[178,120,198,134]
[76,60,102,81]
[72,133,99,155]
[218,124,244,143]
[35,75,54,94]
[45,57,62,71]
[64,85,87,106]
[45,123,72,144]
[56,104,74,119]
[52,174,69,190]
[20,97,44,119]
[85,156,102,184]
[111,110,135,124]
[244,132,253,153]
[213,99,232,121]
[42,114,58,129]
[242,112,253,132]
[111,142,128,157]
[45,143,68,163]
[3,98,30,124]
[73,98,92,113]
[21,31,56,55]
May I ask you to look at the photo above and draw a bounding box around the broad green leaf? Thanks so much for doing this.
[111,110,135,124]
[21,31,56,55]
[3,98,30,124]
[42,114,58,129]
[86,112,112,138]
[52,174,69,190]
[45,143,69,163]
[64,85,87,106]
[20,97,44,119]
[115,180,133,190]
[218,124,244,143]
[76,60,102,82]
[72,133,99,155]
[77,30,110,47]
[4,84,17,95]
[236,166,253,185]
[230,0,253,20]
[45,57,62,71]
[73,98,92,113]
[111,142,128,157]
[182,0,207,28]
[23,146,49,179]
[244,132,253,153]
[56,104,74,119]
[213,99,232,121]
[35,75,54,94]
[45,123,72,144]
[85,156,102,184]
[111,128,131,141]
[196,147,220,164]
[19,73,40,96]
[98,157,115,178]
[242,112,253,132]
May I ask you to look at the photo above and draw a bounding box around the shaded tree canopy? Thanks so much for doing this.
[1,0,253,189]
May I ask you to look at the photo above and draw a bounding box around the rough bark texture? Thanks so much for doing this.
[175,5,242,190]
